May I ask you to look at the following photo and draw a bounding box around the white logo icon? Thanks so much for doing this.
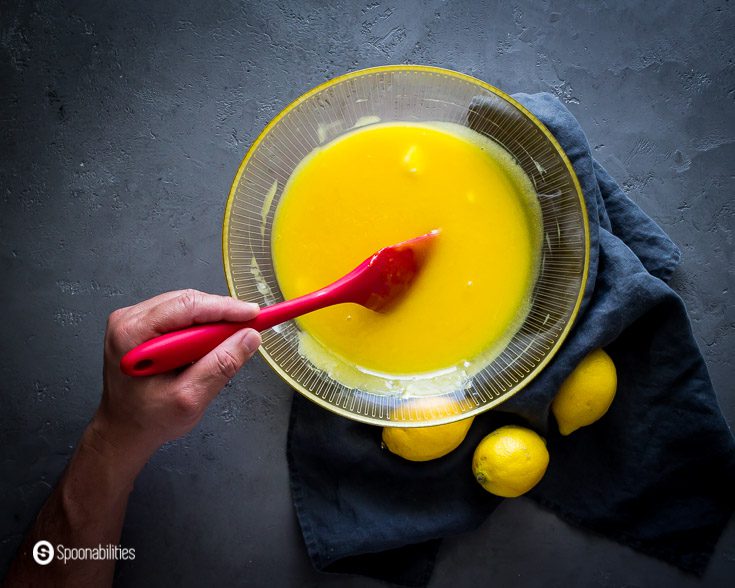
[32,540,54,565]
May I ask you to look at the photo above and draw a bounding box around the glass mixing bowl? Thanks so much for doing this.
[223,65,589,427]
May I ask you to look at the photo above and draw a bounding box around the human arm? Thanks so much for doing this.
[4,290,261,587]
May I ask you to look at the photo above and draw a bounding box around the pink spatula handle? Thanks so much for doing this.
[119,230,437,378]
[120,286,352,377]
[120,322,247,377]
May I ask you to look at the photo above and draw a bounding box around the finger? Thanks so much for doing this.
[178,328,261,405]
[106,291,192,357]
[128,289,259,342]
[111,291,181,330]
[127,290,183,317]
[107,291,181,329]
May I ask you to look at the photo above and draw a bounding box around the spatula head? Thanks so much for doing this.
[357,229,439,312]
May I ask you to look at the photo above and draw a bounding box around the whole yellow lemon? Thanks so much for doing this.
[472,425,549,497]
[551,348,617,436]
[382,417,474,462]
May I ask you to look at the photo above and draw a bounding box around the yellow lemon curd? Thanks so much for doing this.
[272,122,541,394]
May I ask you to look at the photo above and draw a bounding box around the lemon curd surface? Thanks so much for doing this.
[272,122,541,394]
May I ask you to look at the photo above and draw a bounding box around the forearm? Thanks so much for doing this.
[6,416,154,587]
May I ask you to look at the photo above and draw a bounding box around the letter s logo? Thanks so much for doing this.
[32,540,54,565]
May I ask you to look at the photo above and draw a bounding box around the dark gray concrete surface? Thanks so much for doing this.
[1,1,733,586]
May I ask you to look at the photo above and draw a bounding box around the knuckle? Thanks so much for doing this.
[214,348,240,380]
[107,308,124,328]
[178,289,200,314]
[106,308,131,352]
[173,392,200,420]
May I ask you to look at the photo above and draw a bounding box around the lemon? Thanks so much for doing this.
[382,397,475,462]
[551,348,617,436]
[382,417,474,461]
[472,425,549,497]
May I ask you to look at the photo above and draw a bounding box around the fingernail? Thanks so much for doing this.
[243,302,260,312]
[242,330,261,353]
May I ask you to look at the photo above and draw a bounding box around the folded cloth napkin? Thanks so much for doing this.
[286,92,735,586]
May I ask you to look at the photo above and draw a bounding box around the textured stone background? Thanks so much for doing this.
[1,0,733,586]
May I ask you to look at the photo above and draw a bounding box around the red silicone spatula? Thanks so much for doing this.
[120,230,439,377]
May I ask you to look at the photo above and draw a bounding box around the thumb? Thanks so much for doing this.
[179,328,261,402]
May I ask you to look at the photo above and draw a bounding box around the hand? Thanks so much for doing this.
[91,290,261,466]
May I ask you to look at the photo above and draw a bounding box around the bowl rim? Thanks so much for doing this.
[222,64,590,427]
